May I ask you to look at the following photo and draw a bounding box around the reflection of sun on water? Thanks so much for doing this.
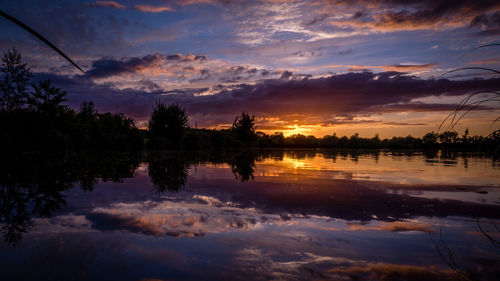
[280,155,310,169]
[257,152,500,186]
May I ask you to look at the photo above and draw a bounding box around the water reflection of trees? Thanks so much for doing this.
[228,151,257,182]
[146,150,261,189]
[0,152,140,246]
[322,149,380,163]
[0,149,266,245]
[319,149,497,169]
[147,152,189,193]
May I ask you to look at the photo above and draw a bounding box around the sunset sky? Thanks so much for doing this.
[1,0,499,137]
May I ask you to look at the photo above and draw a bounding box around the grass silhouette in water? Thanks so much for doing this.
[439,44,500,132]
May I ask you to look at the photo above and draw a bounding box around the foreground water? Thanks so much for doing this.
[0,150,499,281]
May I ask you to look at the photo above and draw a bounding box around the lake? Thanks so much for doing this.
[0,150,499,281]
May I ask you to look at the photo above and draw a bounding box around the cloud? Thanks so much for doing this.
[328,0,500,32]
[469,11,500,36]
[381,63,438,71]
[84,53,206,79]
[470,11,500,29]
[86,196,288,237]
[176,0,220,5]
[329,262,456,281]
[468,58,500,65]
[86,1,126,9]
[134,5,175,13]
[177,72,499,118]
[348,221,435,233]
[81,53,289,91]
[234,249,458,281]
[326,63,438,72]
[87,2,175,13]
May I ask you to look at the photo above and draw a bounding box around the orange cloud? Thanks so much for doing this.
[134,5,174,13]
[348,221,435,233]
[328,1,500,32]
[87,1,126,9]
[468,58,500,65]
[177,0,218,5]
[325,63,437,72]
[381,63,437,71]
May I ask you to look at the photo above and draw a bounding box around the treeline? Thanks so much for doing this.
[150,105,500,153]
[255,130,500,151]
[0,49,142,150]
[1,49,499,153]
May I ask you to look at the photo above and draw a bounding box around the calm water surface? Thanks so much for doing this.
[1,150,499,281]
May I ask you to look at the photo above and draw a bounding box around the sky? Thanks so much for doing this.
[1,0,499,137]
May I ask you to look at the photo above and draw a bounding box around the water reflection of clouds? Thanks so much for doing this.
[346,221,434,233]
[82,194,440,238]
[234,250,457,281]
[86,195,291,237]
[7,197,500,281]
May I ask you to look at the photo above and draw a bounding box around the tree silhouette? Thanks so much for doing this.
[78,101,98,121]
[232,112,256,144]
[28,79,67,115]
[0,48,32,111]
[148,102,189,148]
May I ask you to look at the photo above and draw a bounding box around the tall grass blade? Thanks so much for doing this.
[0,9,85,73]
[461,43,500,58]
[440,67,500,77]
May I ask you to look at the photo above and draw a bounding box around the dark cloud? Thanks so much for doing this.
[81,54,279,85]
[469,11,500,35]
[84,53,206,79]
[178,72,500,118]
[337,49,353,55]
[304,14,328,27]
[329,0,500,33]
[38,71,500,126]
[137,79,162,91]
[470,11,500,28]
[166,54,206,62]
